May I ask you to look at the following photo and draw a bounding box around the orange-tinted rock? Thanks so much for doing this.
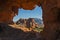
[0,0,60,40]
[40,0,60,40]
[0,9,15,23]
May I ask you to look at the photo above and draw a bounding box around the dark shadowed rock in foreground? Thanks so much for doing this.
[0,23,41,40]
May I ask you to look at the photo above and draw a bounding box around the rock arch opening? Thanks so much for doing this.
[0,0,60,40]
[13,6,44,32]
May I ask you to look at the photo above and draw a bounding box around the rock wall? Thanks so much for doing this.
[0,0,60,40]
[0,23,41,40]
[0,10,14,23]
[40,0,60,40]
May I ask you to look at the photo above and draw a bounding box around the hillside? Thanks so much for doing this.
[10,18,44,32]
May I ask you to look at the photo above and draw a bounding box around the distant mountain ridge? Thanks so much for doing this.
[33,18,43,24]
[16,18,44,29]
[16,18,43,25]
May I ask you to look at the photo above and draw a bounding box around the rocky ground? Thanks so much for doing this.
[0,23,41,40]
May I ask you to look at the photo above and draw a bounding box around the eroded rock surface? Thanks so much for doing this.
[0,0,60,40]
[0,23,41,40]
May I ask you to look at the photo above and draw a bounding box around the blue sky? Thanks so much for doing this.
[13,6,42,22]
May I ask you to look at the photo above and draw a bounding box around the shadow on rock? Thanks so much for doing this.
[0,23,41,40]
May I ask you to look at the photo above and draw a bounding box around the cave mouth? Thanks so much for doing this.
[13,6,43,22]
[12,6,44,32]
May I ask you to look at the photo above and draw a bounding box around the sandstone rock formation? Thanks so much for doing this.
[0,23,41,40]
[0,0,60,40]
[16,18,40,29]
[26,18,36,28]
